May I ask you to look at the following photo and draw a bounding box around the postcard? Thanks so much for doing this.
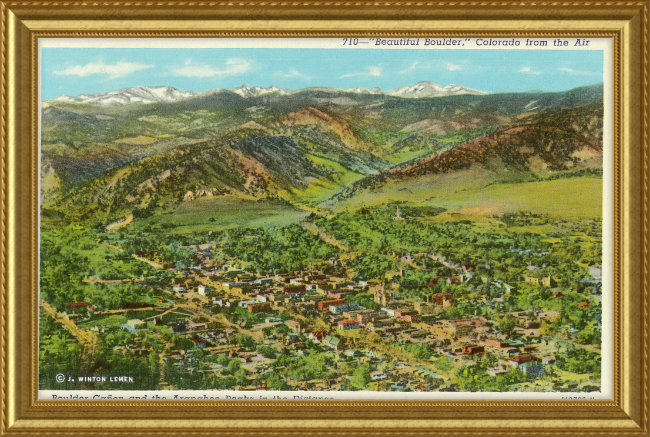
[37,37,612,401]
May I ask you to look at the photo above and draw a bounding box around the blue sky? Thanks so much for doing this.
[41,48,604,100]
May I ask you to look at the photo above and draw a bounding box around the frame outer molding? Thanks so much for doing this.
[0,2,648,436]
[6,5,31,433]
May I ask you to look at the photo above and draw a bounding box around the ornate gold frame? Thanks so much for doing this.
[1,2,648,435]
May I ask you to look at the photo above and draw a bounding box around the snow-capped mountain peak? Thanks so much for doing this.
[230,84,286,97]
[388,81,485,97]
[51,86,196,106]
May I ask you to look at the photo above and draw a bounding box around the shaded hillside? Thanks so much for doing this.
[336,99,603,201]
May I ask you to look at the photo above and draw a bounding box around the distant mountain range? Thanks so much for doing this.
[40,82,603,228]
[52,86,197,106]
[48,81,486,106]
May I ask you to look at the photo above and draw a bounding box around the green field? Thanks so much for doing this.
[332,176,603,220]
[139,196,310,234]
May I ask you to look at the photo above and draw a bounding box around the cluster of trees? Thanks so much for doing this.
[39,316,81,389]
[396,342,432,360]
[272,348,334,382]
[455,363,530,392]
[556,348,601,375]
[346,292,380,310]
[210,225,338,274]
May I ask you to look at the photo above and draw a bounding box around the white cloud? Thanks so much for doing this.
[519,66,540,75]
[53,60,152,79]
[172,58,252,78]
[399,60,460,74]
[445,62,462,71]
[278,68,312,80]
[398,61,422,74]
[340,66,382,78]
[558,67,598,76]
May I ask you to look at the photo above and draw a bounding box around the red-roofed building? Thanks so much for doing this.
[247,302,271,313]
[337,320,360,330]
[508,354,539,368]
[318,299,347,312]
[284,285,307,298]
[308,330,328,343]
[461,345,485,355]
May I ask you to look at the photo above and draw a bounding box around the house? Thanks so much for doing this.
[213,298,232,307]
[543,356,557,364]
[172,285,187,292]
[399,313,422,323]
[396,310,422,323]
[357,311,381,324]
[521,363,545,377]
[317,299,347,312]
[371,372,387,381]
[284,285,307,298]
[338,319,360,330]
[285,320,301,334]
[330,303,361,314]
[308,330,328,343]
[449,320,476,336]
[579,301,591,308]
[552,291,564,299]
[461,345,485,355]
[508,354,539,368]
[588,266,603,282]
[247,302,271,313]
[324,335,343,351]
[198,285,213,295]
